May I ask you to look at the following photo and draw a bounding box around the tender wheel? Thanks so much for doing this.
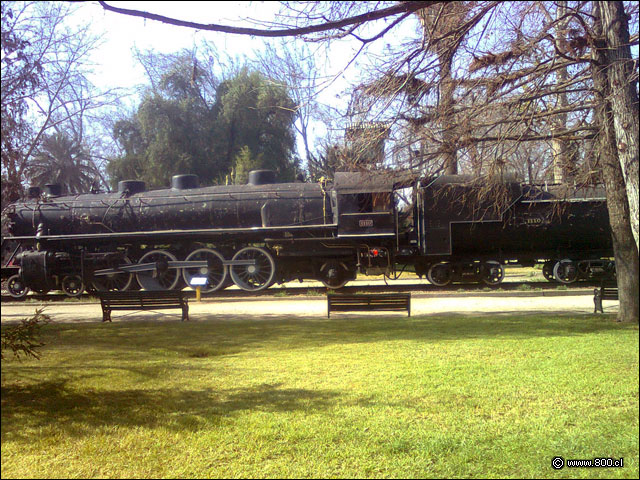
[136,250,180,291]
[229,247,275,291]
[61,275,84,297]
[427,262,452,286]
[479,261,505,286]
[92,256,134,292]
[578,260,591,277]
[319,261,352,289]
[542,261,556,282]
[182,248,228,293]
[7,274,29,299]
[553,259,578,284]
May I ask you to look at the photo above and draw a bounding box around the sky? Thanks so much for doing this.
[80,2,280,87]
[76,1,380,106]
[70,1,405,154]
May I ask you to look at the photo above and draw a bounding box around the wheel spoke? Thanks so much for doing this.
[92,256,134,292]
[230,247,275,291]
[186,250,225,287]
[136,250,180,291]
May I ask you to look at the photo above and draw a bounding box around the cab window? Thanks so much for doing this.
[340,193,392,213]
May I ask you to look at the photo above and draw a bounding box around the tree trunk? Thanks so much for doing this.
[440,56,457,175]
[599,1,639,253]
[591,2,639,323]
[552,1,572,184]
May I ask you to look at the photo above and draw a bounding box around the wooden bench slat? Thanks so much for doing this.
[97,290,189,322]
[100,302,186,306]
[327,293,410,318]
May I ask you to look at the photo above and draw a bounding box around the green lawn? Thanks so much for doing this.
[1,313,638,478]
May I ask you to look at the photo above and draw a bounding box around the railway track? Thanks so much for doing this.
[1,279,600,303]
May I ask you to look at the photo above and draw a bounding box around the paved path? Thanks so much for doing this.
[1,289,613,324]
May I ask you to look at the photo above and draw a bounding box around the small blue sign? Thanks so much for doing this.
[189,276,208,286]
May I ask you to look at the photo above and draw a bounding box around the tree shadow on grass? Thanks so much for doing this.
[37,312,635,359]
[2,314,635,444]
[1,379,340,443]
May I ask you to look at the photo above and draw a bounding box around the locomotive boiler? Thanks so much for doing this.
[1,169,613,298]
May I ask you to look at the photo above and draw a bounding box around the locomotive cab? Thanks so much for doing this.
[331,172,396,238]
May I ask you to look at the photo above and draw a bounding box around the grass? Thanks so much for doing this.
[305,289,323,296]
[515,284,542,292]
[1,314,638,478]
[16,295,86,303]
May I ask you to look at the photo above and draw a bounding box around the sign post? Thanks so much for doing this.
[189,276,208,302]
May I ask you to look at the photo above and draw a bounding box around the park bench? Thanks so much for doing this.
[327,293,410,318]
[97,290,189,322]
[593,281,618,313]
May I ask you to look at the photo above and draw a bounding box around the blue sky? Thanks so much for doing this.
[74,1,400,153]
[80,2,277,87]
[78,2,374,103]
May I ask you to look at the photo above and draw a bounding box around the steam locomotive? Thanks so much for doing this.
[1,169,614,298]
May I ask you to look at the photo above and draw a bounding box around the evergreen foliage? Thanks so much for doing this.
[107,59,298,188]
[26,132,99,194]
[1,308,51,360]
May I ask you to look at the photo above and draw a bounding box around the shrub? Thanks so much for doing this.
[1,308,51,360]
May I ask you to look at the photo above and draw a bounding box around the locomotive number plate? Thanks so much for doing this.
[359,219,374,227]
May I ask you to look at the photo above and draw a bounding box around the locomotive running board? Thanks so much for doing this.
[7,223,339,243]
[94,259,256,276]
[337,233,396,238]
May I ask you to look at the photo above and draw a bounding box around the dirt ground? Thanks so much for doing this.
[1,288,613,324]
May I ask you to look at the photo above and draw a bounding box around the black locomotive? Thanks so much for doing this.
[1,169,613,298]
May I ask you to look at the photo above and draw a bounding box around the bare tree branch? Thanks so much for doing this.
[97,1,436,37]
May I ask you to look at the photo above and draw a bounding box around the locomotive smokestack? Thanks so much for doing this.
[117,180,146,195]
[248,170,276,186]
[44,184,63,196]
[27,186,41,198]
[171,174,199,190]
